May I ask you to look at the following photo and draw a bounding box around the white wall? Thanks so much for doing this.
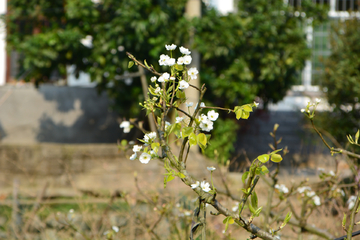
[0,1,6,86]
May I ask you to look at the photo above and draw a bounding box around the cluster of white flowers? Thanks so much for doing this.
[191,181,211,192]
[120,121,131,133]
[297,186,321,206]
[129,144,154,164]
[198,110,219,132]
[143,131,156,144]
[275,184,289,194]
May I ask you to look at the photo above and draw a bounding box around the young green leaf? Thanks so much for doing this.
[182,127,194,138]
[258,154,269,163]
[197,133,207,148]
[189,132,197,146]
[271,154,283,163]
[260,165,269,175]
[251,191,258,209]
[128,61,134,68]
[242,171,249,183]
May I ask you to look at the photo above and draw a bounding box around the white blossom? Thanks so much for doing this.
[306,191,316,198]
[159,54,170,66]
[232,205,239,212]
[297,186,311,194]
[165,44,177,50]
[207,110,219,121]
[348,195,357,210]
[200,181,211,192]
[130,153,137,160]
[191,181,200,189]
[186,102,194,107]
[199,114,208,123]
[170,76,175,80]
[188,67,199,80]
[177,57,184,65]
[166,58,176,66]
[150,76,157,82]
[254,102,259,107]
[112,226,119,233]
[154,87,161,94]
[133,145,142,152]
[313,195,321,206]
[194,102,205,110]
[275,184,289,194]
[144,132,157,143]
[315,98,321,103]
[179,80,189,90]
[200,119,214,132]
[120,121,131,133]
[180,46,191,55]
[183,55,192,65]
[300,109,306,113]
[329,170,335,176]
[176,117,184,123]
[165,121,171,130]
[207,166,216,171]
[158,76,165,82]
[139,152,151,164]
[162,72,170,80]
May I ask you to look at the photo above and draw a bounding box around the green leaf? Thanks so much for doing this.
[355,129,359,144]
[166,175,175,182]
[182,127,194,138]
[251,191,258,209]
[342,213,347,229]
[223,216,234,233]
[178,172,185,179]
[197,133,207,149]
[254,206,263,217]
[260,165,269,175]
[242,171,249,183]
[128,61,134,68]
[284,212,292,224]
[144,59,150,69]
[189,132,197,146]
[243,104,253,112]
[241,111,250,119]
[271,154,283,163]
[258,154,269,163]
[248,201,256,214]
[270,148,283,155]
[235,108,242,120]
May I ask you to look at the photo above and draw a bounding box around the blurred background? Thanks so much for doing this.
[0,0,359,239]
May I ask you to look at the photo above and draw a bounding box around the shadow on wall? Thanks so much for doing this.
[0,121,6,141]
[36,85,122,143]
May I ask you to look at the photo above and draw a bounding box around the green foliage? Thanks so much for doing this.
[319,17,360,144]
[194,0,327,108]
[5,0,190,117]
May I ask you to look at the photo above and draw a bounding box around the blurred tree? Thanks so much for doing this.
[194,0,327,108]
[5,0,190,117]
[318,17,360,145]
[4,0,327,163]
[192,0,327,163]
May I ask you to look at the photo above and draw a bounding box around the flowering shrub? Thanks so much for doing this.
[119,45,294,240]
